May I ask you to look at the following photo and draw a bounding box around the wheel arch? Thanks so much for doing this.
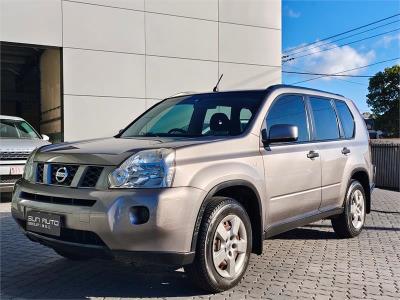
[190,180,264,255]
[350,168,371,213]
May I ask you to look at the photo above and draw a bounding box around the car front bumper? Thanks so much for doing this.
[11,180,206,265]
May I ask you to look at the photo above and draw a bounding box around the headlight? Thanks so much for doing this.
[23,149,37,182]
[109,148,175,188]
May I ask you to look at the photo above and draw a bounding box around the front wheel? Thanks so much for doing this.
[331,180,366,238]
[185,197,252,292]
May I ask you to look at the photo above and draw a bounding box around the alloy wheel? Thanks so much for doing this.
[350,189,365,230]
[212,214,248,278]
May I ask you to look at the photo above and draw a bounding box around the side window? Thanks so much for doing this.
[309,97,340,140]
[266,95,309,142]
[335,100,355,138]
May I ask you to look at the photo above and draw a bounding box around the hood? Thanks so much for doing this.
[35,137,223,166]
[0,138,50,153]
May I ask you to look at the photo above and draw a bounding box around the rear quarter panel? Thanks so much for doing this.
[335,99,372,209]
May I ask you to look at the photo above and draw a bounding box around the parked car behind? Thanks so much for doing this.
[0,115,50,193]
[11,85,374,292]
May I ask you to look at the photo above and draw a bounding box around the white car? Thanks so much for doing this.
[0,115,50,193]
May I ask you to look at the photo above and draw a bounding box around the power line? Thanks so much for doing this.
[283,13,400,55]
[290,57,400,85]
[283,66,368,86]
[284,19,400,58]
[283,71,373,77]
[283,27,400,63]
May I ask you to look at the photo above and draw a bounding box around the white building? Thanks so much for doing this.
[0,0,281,142]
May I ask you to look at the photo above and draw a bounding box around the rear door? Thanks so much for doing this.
[308,97,351,211]
[261,94,322,226]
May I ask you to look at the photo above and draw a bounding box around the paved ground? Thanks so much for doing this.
[1,188,399,300]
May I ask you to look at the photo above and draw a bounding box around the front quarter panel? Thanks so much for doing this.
[173,134,266,214]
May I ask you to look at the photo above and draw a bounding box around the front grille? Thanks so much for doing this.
[19,191,96,207]
[35,163,104,188]
[16,219,106,246]
[0,174,20,184]
[36,163,44,183]
[0,151,30,161]
[81,166,103,188]
[49,164,79,186]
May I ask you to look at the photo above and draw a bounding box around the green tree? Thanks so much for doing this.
[366,65,400,137]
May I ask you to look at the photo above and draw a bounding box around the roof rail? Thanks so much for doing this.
[266,84,344,98]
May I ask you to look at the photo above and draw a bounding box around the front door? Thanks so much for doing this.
[261,94,322,226]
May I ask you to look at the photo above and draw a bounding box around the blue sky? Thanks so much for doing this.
[282,0,400,112]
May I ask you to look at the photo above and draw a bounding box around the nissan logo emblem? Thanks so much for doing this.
[55,167,68,183]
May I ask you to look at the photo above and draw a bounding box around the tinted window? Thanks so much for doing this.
[121,91,265,137]
[310,97,340,140]
[240,108,252,131]
[266,95,309,142]
[335,100,355,138]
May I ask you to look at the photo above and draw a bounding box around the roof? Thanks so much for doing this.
[266,84,345,98]
[0,115,25,121]
[168,84,345,99]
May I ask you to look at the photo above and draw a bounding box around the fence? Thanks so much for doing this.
[370,140,400,191]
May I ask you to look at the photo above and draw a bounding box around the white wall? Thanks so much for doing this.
[0,0,62,46]
[0,0,282,141]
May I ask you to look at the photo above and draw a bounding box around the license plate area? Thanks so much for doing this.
[26,211,61,237]
[0,165,24,175]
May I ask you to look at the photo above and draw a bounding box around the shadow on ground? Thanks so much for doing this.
[272,227,339,240]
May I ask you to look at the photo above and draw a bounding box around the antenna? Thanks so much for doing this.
[213,74,223,92]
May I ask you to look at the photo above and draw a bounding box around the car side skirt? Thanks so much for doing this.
[264,207,344,239]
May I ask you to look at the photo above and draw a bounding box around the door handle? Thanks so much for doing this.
[307,150,319,159]
[342,147,351,155]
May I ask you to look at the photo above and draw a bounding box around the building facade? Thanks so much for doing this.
[1,0,281,142]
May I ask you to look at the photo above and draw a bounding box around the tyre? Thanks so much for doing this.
[54,249,92,261]
[185,197,252,292]
[331,180,366,238]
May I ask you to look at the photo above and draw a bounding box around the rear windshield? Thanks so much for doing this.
[0,119,40,139]
[120,92,265,138]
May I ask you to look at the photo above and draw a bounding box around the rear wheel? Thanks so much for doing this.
[185,197,252,292]
[331,180,366,238]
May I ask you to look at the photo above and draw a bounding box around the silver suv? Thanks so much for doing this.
[1,115,50,193]
[11,85,374,292]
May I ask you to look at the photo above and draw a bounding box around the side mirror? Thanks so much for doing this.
[41,134,50,141]
[264,124,298,145]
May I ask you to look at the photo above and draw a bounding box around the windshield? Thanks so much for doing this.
[0,119,41,139]
[120,91,265,138]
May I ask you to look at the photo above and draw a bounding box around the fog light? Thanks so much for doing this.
[129,206,150,225]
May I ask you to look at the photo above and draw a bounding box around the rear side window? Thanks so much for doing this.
[309,97,340,140]
[335,100,355,138]
[266,95,309,142]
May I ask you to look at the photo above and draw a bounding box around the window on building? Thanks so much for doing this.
[266,95,309,142]
[310,97,340,140]
[335,100,355,138]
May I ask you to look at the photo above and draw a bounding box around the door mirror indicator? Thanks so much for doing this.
[266,124,298,144]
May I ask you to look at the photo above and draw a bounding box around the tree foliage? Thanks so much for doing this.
[366,65,400,137]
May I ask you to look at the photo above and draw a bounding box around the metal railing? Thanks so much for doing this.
[370,140,400,191]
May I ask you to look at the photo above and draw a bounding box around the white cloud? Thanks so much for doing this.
[287,8,301,18]
[381,33,400,48]
[287,42,375,80]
